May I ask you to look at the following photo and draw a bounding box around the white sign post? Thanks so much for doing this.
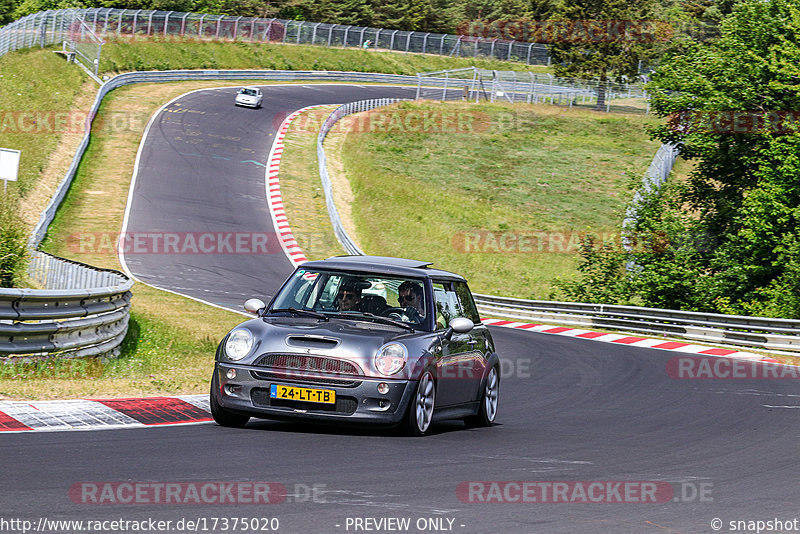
[0,148,21,195]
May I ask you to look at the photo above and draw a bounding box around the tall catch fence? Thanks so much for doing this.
[0,8,551,66]
[416,67,649,114]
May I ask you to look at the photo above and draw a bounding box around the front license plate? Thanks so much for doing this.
[270,384,336,404]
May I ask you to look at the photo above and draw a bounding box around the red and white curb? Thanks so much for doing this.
[0,395,210,433]
[481,318,783,364]
[266,105,331,268]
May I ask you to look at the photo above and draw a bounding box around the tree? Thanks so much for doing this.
[633,0,800,317]
[548,0,667,109]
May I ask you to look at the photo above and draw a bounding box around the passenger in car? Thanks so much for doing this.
[336,282,363,311]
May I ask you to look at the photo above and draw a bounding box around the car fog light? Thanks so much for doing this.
[377,382,389,394]
[226,368,237,379]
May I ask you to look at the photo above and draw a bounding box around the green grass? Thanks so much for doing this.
[0,47,88,197]
[100,37,553,75]
[338,100,661,298]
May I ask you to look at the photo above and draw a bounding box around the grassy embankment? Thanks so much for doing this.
[0,40,555,398]
[325,101,661,298]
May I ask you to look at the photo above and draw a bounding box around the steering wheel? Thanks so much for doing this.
[382,307,406,320]
[381,306,421,323]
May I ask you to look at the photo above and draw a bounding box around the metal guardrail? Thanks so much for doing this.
[0,8,550,65]
[312,99,798,355]
[317,99,411,255]
[1,252,132,357]
[474,294,800,354]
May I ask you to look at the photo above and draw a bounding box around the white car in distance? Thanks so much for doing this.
[235,87,263,108]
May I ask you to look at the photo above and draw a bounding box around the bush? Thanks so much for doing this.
[0,196,28,287]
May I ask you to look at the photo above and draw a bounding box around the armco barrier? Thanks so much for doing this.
[473,294,800,354]
[317,98,411,255]
[1,252,132,358]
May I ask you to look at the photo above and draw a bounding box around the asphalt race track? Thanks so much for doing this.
[2,85,799,534]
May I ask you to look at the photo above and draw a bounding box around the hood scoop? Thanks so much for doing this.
[285,335,341,350]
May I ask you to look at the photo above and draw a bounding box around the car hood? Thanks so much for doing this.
[229,317,438,379]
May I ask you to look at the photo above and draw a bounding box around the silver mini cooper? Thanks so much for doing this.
[210,256,500,436]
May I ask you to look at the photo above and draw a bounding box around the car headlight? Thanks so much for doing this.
[374,343,407,376]
[225,329,254,361]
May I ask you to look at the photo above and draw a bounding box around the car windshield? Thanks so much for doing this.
[270,269,431,330]
[240,88,258,96]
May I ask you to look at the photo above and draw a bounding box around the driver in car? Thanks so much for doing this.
[397,281,425,322]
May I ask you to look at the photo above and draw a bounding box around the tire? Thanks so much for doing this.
[403,371,436,436]
[210,372,250,428]
[465,366,499,428]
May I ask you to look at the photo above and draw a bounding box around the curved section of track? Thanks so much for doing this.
[122,84,415,309]
[2,84,798,533]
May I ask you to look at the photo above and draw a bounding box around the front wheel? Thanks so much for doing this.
[210,372,250,428]
[403,371,436,436]
[465,366,499,428]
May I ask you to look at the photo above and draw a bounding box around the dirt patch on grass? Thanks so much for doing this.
[17,80,99,233]
[323,120,360,251]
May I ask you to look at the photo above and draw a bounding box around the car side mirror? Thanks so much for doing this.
[244,298,266,315]
[442,317,474,340]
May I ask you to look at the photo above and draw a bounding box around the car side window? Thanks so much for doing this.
[432,281,465,331]
[454,281,481,323]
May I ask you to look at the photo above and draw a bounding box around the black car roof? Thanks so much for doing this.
[299,255,467,282]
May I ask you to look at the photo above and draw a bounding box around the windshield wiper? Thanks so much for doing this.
[269,308,329,321]
[330,312,414,332]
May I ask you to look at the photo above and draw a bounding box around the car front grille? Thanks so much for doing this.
[254,353,362,376]
[251,388,358,415]
[250,370,362,388]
